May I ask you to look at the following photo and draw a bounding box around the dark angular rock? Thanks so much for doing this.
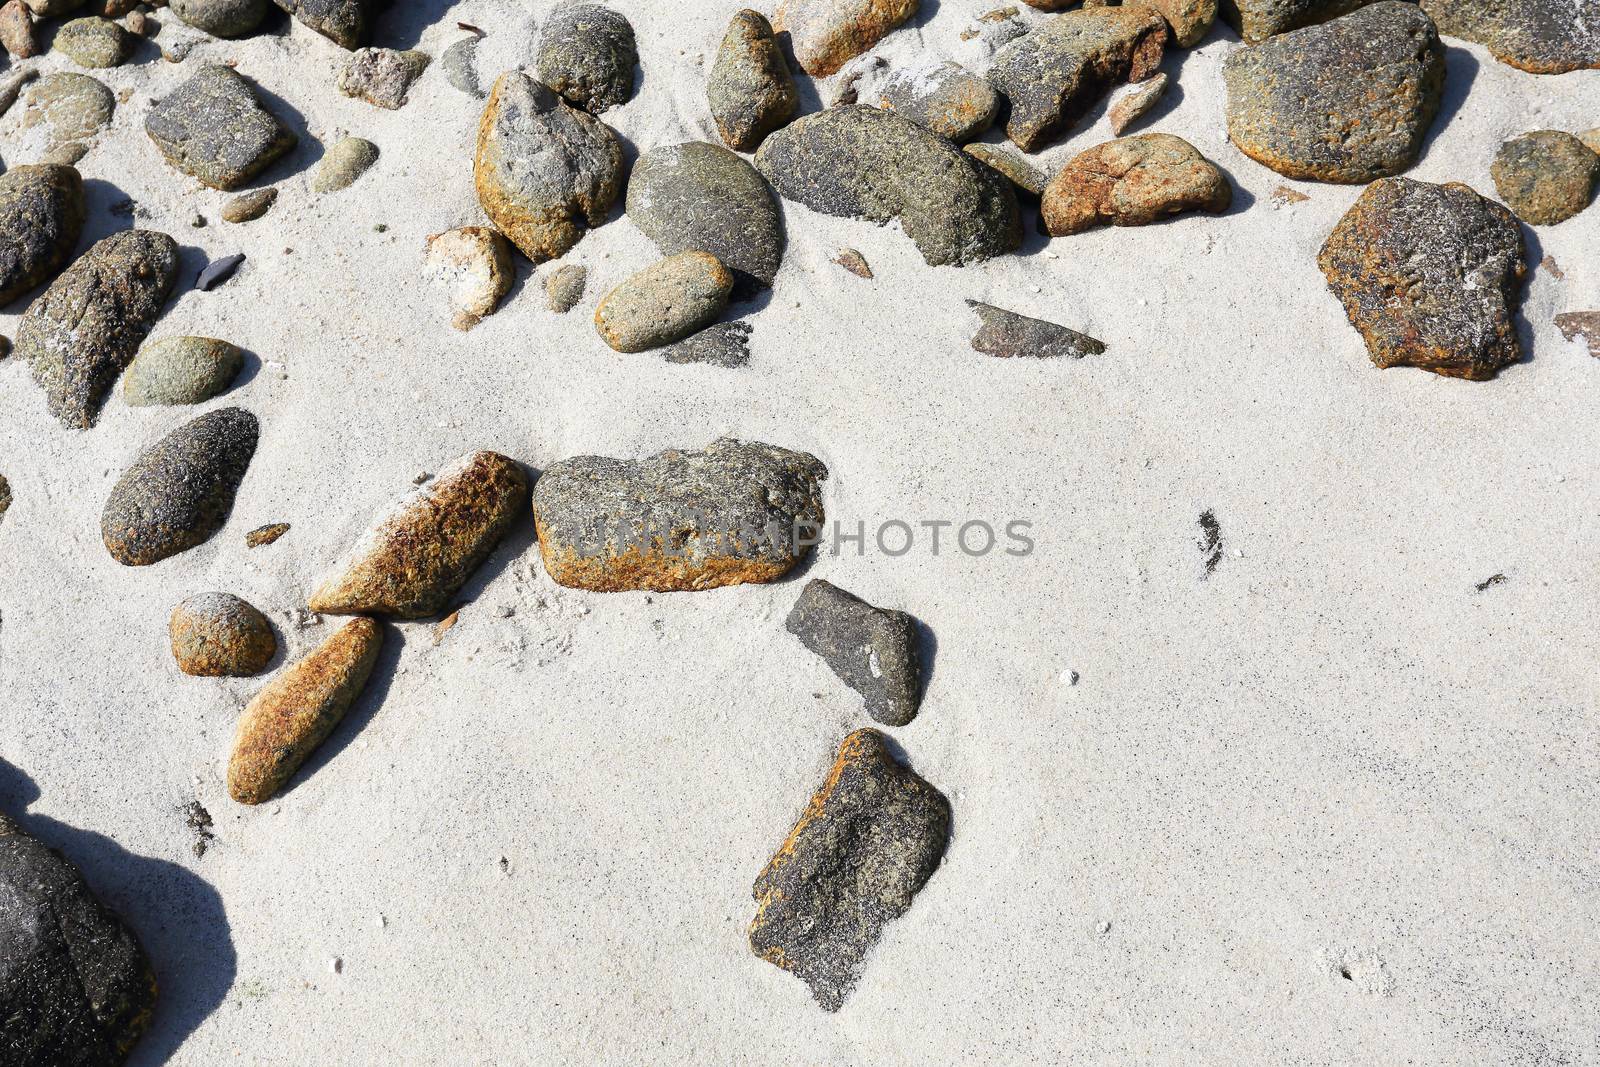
[775,0,918,76]
[1041,132,1231,234]
[169,0,269,37]
[0,474,10,523]
[170,591,276,676]
[122,336,243,406]
[968,300,1106,358]
[708,9,798,151]
[101,407,259,565]
[272,0,371,48]
[0,164,85,307]
[755,105,1021,267]
[18,230,178,429]
[1319,177,1526,380]
[196,252,245,291]
[878,61,999,144]
[145,66,297,190]
[1490,131,1599,226]
[1420,0,1599,74]
[536,3,636,114]
[1221,0,1387,42]
[749,729,950,1011]
[786,579,922,726]
[593,251,734,354]
[661,319,752,367]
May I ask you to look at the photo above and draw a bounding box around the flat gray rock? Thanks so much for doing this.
[441,35,483,98]
[122,336,243,406]
[272,0,370,48]
[1420,0,1599,74]
[0,163,84,306]
[968,300,1106,358]
[662,319,752,367]
[708,8,797,150]
[787,579,923,726]
[146,65,297,190]
[545,263,587,312]
[536,3,636,114]
[169,0,269,37]
[879,61,999,144]
[14,72,114,157]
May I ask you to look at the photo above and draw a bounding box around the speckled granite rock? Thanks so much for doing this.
[1143,0,1218,46]
[101,407,258,565]
[987,6,1167,151]
[441,35,483,98]
[749,728,950,1011]
[18,230,177,428]
[221,187,277,223]
[338,47,430,110]
[0,812,157,1065]
[536,4,636,114]
[755,105,1020,267]
[1491,131,1599,226]
[1319,177,1526,380]
[533,438,827,592]
[1580,129,1600,156]
[271,0,371,48]
[1221,0,1386,41]
[424,226,513,330]
[0,0,38,58]
[20,0,86,17]
[787,579,923,726]
[169,0,268,37]
[53,15,127,66]
[1556,311,1600,358]
[309,451,527,618]
[964,143,1047,197]
[170,591,276,676]
[878,61,998,144]
[968,300,1107,358]
[15,72,114,157]
[227,617,382,804]
[146,65,297,190]
[312,135,378,192]
[0,474,10,523]
[546,264,587,312]
[0,164,84,306]
[594,251,734,353]
[1420,0,1599,74]
[775,0,918,76]
[246,521,290,547]
[1042,132,1231,234]
[123,336,243,406]
[708,9,797,150]
[474,71,624,263]
[1107,71,1167,134]
[661,319,752,367]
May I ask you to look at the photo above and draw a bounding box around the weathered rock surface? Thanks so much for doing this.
[20,0,85,17]
[0,0,37,58]
[626,141,784,294]
[749,728,950,1011]
[246,521,289,547]
[1142,0,1217,47]
[756,105,1020,267]
[709,9,797,150]
[968,300,1107,358]
[1556,311,1600,358]
[221,187,277,223]
[170,591,276,676]
[227,616,382,804]
[441,35,483,98]
[1042,132,1231,234]
[533,438,827,592]
[1420,0,1598,74]
[787,579,922,726]
[14,72,114,159]
[987,6,1167,151]
[170,0,268,37]
[146,65,297,190]
[312,135,378,193]
[0,811,157,1064]
[964,143,1047,197]
[1221,0,1385,41]
[101,407,258,565]
[123,336,243,406]
[310,451,527,618]
[474,71,624,263]
[1319,177,1526,380]
[1107,71,1167,134]
[271,0,370,48]
[54,15,127,66]
[1581,129,1600,157]
[0,164,84,307]
[338,47,430,110]
[0,474,10,523]
[1490,131,1599,226]
[776,0,917,76]
[661,319,752,367]
[594,251,734,353]
[546,264,587,312]
[19,230,178,428]
[877,61,998,144]
[536,3,636,114]
[424,226,512,331]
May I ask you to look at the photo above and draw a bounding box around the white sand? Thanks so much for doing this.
[2,1,1599,1062]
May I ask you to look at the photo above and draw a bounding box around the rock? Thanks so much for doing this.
[474,71,624,263]
[0,164,85,307]
[1419,0,1598,74]
[101,407,258,565]
[1140,0,1217,47]
[1042,132,1231,234]
[959,4,1028,56]
[54,15,128,66]
[1221,0,1386,41]
[536,3,636,114]
[312,135,378,193]
[1581,129,1600,157]
[829,52,886,105]
[170,591,276,676]
[1224,3,1444,184]
[423,226,512,331]
[338,47,430,110]
[122,336,243,406]
[963,143,1047,197]
[440,35,482,98]
[1107,70,1167,134]
[227,616,382,804]
[625,141,784,294]
[545,264,587,312]
[0,812,157,1064]
[271,0,370,48]
[13,72,114,158]
[532,438,828,592]
[170,0,266,36]
[0,474,10,523]
[594,251,734,354]
[124,7,147,35]
[661,319,752,367]
[708,9,798,151]
[786,579,923,726]
[756,106,1021,267]
[146,66,297,191]
[834,248,872,277]
[196,252,245,291]
[0,68,37,119]
[876,62,997,146]
[967,299,1107,358]
[1490,131,1599,226]
[1,0,37,57]
[1272,184,1311,204]
[246,521,289,546]
[749,728,950,1011]
[1318,176,1526,380]
[18,230,177,429]
[987,6,1168,152]
[41,143,91,166]
[774,0,918,76]
[160,24,209,61]
[309,451,528,618]
[221,186,277,223]
[20,0,85,15]
[1555,311,1600,358]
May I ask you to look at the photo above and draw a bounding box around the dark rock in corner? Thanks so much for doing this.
[968,300,1106,359]
[272,0,372,49]
[1490,131,1599,226]
[786,578,923,726]
[0,163,85,306]
[1419,0,1599,74]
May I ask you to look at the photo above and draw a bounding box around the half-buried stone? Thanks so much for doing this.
[786,579,923,727]
[0,163,84,306]
[123,336,243,406]
[755,105,1020,267]
[146,65,297,190]
[535,3,637,114]
[775,0,918,77]
[1041,132,1231,234]
[1319,177,1526,380]
[1221,0,1389,42]
[169,0,269,38]
[877,61,999,144]
[594,251,734,353]
[708,8,797,151]
[749,728,950,1011]
[1491,131,1599,226]
[1223,2,1444,184]
[18,230,177,429]
[967,300,1106,358]
[533,438,827,592]
[12,72,114,164]
[1420,0,1599,74]
[272,0,373,49]
[53,15,128,67]
[309,451,527,618]
[101,407,258,565]
[170,591,276,676]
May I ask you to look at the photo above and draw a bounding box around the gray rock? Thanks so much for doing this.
[532,438,828,592]
[749,728,950,1011]
[1224,3,1443,184]
[755,105,1021,267]
[313,135,378,193]
[0,163,85,306]
[1107,71,1167,134]
[545,263,587,312]
[0,0,38,59]
[1221,0,1386,41]
[221,186,277,223]
[18,230,178,429]
[878,61,999,144]
[626,141,783,295]
[775,0,919,76]
[14,72,114,154]
[440,35,483,98]
[1420,0,1598,74]
[708,8,798,151]
[53,15,127,66]
[988,6,1168,151]
[196,252,245,291]
[101,406,258,565]
[1490,130,1599,226]
[662,319,752,367]
[963,143,1047,197]
[1319,177,1526,380]
[169,0,268,37]
[169,590,276,676]
[146,66,298,190]
[786,579,923,726]
[122,336,243,406]
[338,47,430,110]
[0,811,157,1064]
[594,251,734,353]
[536,3,637,114]
[271,0,370,48]
[967,300,1106,358]
[474,71,624,262]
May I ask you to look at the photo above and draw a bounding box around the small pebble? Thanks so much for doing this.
[221,187,277,223]
[314,137,379,194]
[545,264,587,313]
[196,253,246,291]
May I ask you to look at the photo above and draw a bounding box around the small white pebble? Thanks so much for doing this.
[375,914,387,929]
[414,471,430,484]
[1059,669,1079,685]
[1233,548,1244,558]
[1098,920,1111,934]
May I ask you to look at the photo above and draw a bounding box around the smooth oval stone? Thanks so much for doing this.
[1,0,39,59]
[1490,130,1599,226]
[0,163,84,306]
[545,263,587,313]
[169,0,268,37]
[708,9,797,150]
[594,251,734,353]
[18,229,178,429]
[145,65,297,190]
[536,3,636,114]
[626,141,783,294]
[271,0,370,48]
[101,407,259,565]
[123,336,243,406]
[878,60,999,144]
[775,0,918,76]
[170,591,276,676]
[1222,0,1387,42]
[1420,0,1599,74]
[17,71,114,149]
[312,135,378,193]
[221,187,277,223]
[54,16,127,67]
[1041,132,1232,234]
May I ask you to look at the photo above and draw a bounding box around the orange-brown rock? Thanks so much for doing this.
[170,591,276,677]
[774,0,918,77]
[1042,132,1230,235]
